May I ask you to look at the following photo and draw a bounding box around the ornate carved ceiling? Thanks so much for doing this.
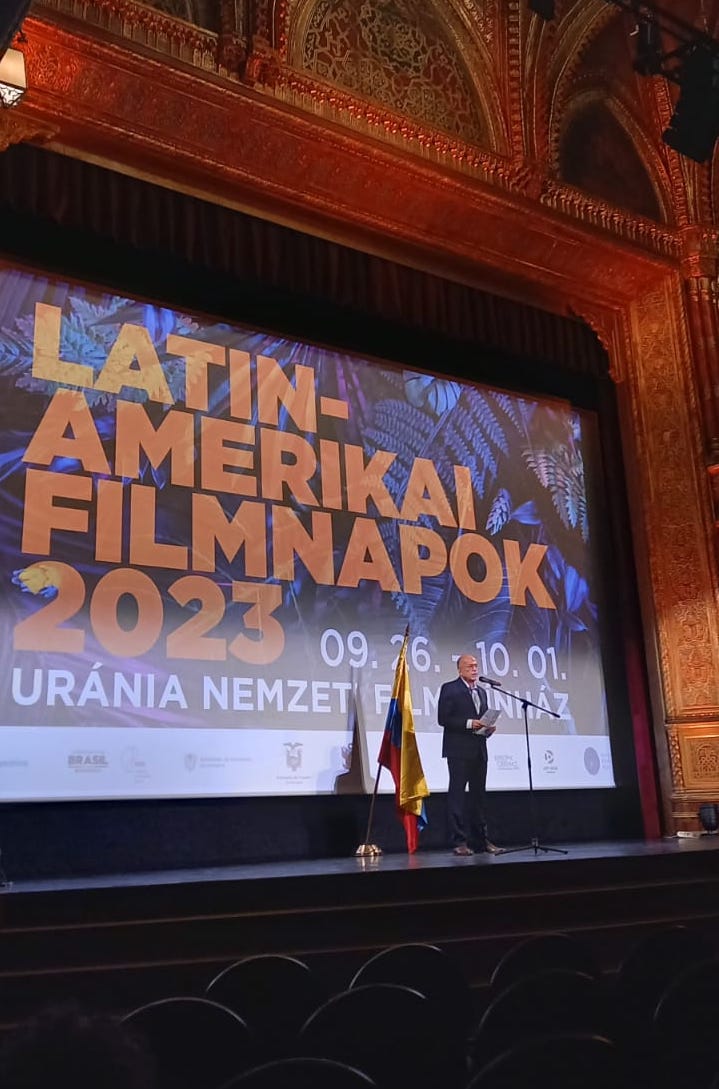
[292,0,487,145]
[12,0,693,318]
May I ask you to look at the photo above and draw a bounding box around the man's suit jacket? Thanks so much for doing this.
[437,677,489,760]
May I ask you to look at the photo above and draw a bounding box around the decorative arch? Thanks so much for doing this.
[558,90,672,223]
[539,0,616,167]
[271,0,508,153]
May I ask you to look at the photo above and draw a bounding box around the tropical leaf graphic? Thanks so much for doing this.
[361,379,526,632]
[489,391,535,434]
[486,488,511,534]
[542,546,597,650]
[523,443,588,540]
[404,373,462,414]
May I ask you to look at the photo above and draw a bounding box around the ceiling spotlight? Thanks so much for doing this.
[0,47,26,108]
[663,44,719,163]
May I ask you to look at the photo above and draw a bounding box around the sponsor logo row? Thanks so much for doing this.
[42,742,311,775]
[3,742,608,777]
[491,745,608,777]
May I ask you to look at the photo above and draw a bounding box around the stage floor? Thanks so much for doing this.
[4,834,718,896]
[1,834,717,1026]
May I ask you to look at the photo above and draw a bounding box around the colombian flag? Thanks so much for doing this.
[378,629,430,853]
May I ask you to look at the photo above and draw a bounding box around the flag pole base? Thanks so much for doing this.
[355,843,382,857]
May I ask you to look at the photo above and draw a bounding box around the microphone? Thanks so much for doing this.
[478,674,502,688]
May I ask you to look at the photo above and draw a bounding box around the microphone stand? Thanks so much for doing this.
[492,686,568,857]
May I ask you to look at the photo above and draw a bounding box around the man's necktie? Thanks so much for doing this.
[471,686,481,714]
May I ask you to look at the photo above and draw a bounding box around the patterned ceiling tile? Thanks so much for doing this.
[300,0,484,143]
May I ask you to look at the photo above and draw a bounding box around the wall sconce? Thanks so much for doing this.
[0,48,26,108]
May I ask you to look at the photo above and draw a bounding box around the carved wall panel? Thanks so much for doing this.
[667,724,719,831]
[628,280,719,715]
[677,726,719,791]
[623,278,719,825]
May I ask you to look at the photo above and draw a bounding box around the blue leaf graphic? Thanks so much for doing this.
[510,500,541,525]
[404,374,462,415]
[485,489,511,534]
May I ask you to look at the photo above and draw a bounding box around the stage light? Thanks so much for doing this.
[0,47,26,108]
[529,0,555,20]
[698,803,719,834]
[663,44,719,163]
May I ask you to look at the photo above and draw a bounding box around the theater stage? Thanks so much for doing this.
[2,833,717,895]
[0,835,717,1031]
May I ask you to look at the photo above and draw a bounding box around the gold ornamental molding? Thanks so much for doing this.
[17,13,676,314]
[0,111,56,152]
[541,180,679,260]
[569,301,631,383]
[680,225,719,287]
[38,0,221,73]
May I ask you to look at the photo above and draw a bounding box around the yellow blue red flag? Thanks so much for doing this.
[378,629,430,853]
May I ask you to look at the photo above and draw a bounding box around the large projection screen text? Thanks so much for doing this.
[0,264,614,801]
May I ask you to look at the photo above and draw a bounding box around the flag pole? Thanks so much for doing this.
[355,765,383,856]
[355,626,410,857]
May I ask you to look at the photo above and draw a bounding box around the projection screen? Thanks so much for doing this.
[0,264,615,800]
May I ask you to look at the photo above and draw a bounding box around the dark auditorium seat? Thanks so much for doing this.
[223,1056,377,1089]
[349,942,471,1034]
[652,957,719,1089]
[0,1005,156,1089]
[465,1032,630,1089]
[206,954,326,1055]
[489,932,598,994]
[297,983,446,1089]
[614,925,714,1034]
[122,996,253,1089]
[468,969,614,1070]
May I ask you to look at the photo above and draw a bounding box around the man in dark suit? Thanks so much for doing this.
[438,654,501,856]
